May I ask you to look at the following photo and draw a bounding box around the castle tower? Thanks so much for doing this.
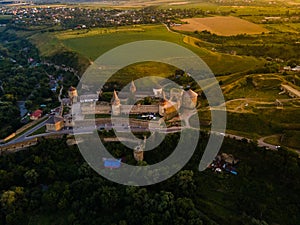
[170,88,183,104]
[133,136,146,162]
[126,80,137,105]
[130,80,137,94]
[159,91,167,116]
[162,90,167,101]
[68,86,78,104]
[111,90,121,116]
[182,89,198,109]
[153,83,163,98]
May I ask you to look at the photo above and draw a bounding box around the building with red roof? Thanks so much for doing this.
[30,109,43,120]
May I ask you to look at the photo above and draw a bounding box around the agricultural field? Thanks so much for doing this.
[173,16,269,36]
[264,23,300,33]
[79,0,216,9]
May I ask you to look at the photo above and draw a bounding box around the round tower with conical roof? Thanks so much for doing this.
[130,80,136,94]
[159,91,167,116]
[111,90,121,116]
[182,89,198,109]
[68,86,78,104]
[153,83,163,98]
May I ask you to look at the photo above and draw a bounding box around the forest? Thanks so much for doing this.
[0,30,80,139]
[0,132,299,225]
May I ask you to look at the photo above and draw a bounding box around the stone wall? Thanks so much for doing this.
[0,134,65,155]
[81,104,159,115]
[120,105,159,114]
[73,118,151,128]
[0,138,38,155]
[81,104,111,114]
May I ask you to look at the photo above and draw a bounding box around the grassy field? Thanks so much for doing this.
[189,72,300,142]
[264,131,300,150]
[28,126,46,136]
[173,16,269,36]
[225,106,300,136]
[281,130,300,149]
[220,5,299,16]
[49,25,265,75]
[220,73,286,99]
[182,36,264,74]
[108,61,177,87]
[264,135,281,145]
[30,32,66,57]
[77,0,218,9]
[264,23,300,33]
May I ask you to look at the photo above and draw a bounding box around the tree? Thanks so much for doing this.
[0,187,26,214]
[100,186,120,208]
[24,169,39,185]
[176,170,196,195]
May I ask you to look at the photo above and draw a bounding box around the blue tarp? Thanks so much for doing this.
[103,158,121,169]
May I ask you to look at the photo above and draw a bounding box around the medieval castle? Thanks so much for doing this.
[69,80,198,120]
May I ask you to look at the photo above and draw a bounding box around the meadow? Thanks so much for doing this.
[173,16,269,36]
[265,23,300,33]
[107,62,177,87]
[50,24,265,76]
[30,32,66,57]
[205,72,300,150]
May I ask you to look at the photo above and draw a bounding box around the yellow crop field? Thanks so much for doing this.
[173,16,269,36]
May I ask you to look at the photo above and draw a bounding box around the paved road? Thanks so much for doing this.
[0,117,286,156]
[2,116,51,146]
[257,135,280,150]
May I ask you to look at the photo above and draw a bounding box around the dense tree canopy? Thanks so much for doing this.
[0,133,299,225]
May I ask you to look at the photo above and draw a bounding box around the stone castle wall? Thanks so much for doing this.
[120,105,159,114]
[0,138,38,155]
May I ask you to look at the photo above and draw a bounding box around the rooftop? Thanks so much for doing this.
[31,109,42,117]
[47,116,64,125]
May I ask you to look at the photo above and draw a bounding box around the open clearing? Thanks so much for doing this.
[173,16,269,36]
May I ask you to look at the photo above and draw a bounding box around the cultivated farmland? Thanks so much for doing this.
[173,16,269,36]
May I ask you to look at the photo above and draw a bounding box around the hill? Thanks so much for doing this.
[45,24,265,75]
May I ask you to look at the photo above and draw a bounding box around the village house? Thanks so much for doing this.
[30,109,42,120]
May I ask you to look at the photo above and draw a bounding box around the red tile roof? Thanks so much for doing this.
[31,109,42,118]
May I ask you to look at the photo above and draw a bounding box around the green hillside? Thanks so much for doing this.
[31,25,265,76]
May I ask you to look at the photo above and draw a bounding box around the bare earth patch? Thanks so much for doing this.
[173,16,269,36]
